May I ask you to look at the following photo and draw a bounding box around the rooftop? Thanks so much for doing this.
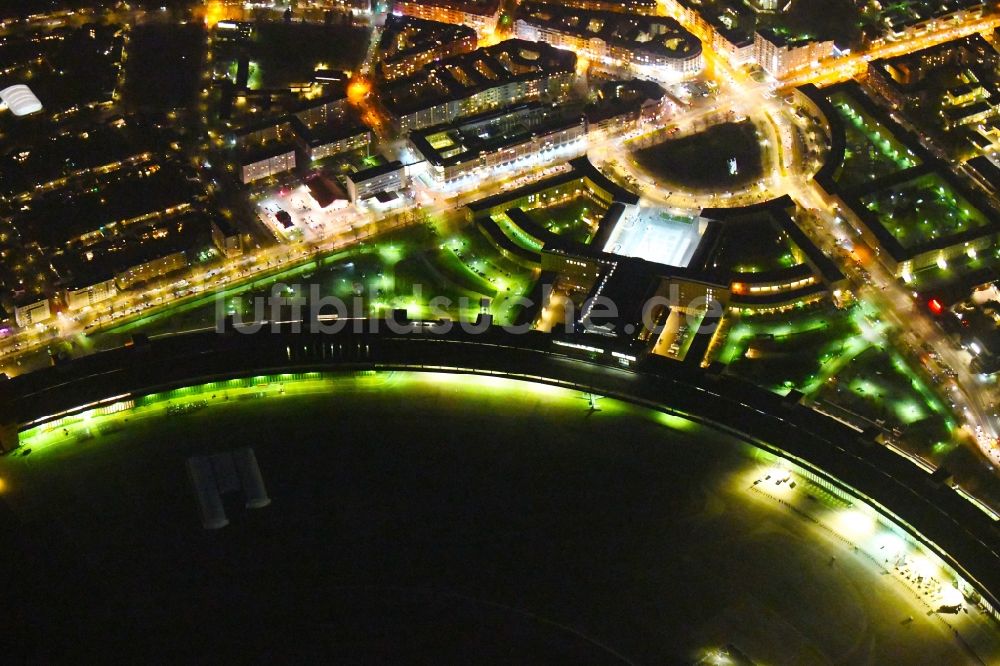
[0,84,42,117]
[585,78,665,124]
[347,160,405,184]
[378,13,476,64]
[382,39,576,117]
[237,141,297,166]
[409,102,582,168]
[516,2,702,63]
[51,212,213,288]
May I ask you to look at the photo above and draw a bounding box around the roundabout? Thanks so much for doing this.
[588,79,831,212]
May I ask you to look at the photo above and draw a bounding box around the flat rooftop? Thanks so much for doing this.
[409,103,582,168]
[602,207,702,268]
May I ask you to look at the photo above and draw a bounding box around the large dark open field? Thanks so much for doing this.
[633,121,764,191]
[0,372,976,663]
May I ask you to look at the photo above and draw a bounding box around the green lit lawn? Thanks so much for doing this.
[862,172,991,250]
[711,214,802,274]
[98,221,538,342]
[813,346,951,432]
[436,226,538,322]
[523,197,603,245]
[723,304,953,454]
[234,225,535,324]
[722,306,863,392]
[828,91,919,189]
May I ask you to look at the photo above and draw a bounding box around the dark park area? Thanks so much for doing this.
[633,121,764,190]
[124,23,207,111]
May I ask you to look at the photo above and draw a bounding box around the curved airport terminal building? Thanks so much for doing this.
[1,323,998,662]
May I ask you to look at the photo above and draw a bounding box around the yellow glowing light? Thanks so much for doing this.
[762,466,785,480]
[874,532,905,557]
[657,412,698,432]
[940,584,964,607]
[203,1,227,27]
[912,555,939,579]
[347,77,371,104]
[835,508,876,539]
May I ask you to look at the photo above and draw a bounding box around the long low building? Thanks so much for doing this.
[870,0,988,47]
[52,212,216,310]
[381,39,577,133]
[345,160,408,202]
[555,0,657,12]
[291,117,371,163]
[515,2,703,76]
[408,103,587,185]
[465,156,639,220]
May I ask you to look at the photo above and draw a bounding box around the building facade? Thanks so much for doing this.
[384,39,577,133]
[410,105,588,185]
[753,29,834,78]
[64,279,118,311]
[240,146,297,184]
[346,160,409,202]
[514,4,703,76]
[14,298,52,327]
[391,0,501,35]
